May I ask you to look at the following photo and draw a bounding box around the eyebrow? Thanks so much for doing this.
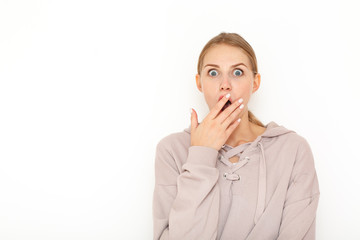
[203,63,248,69]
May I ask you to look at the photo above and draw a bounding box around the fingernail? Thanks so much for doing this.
[225,93,230,98]
[238,98,243,104]
[239,104,244,109]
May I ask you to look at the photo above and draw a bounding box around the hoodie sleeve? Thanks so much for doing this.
[277,138,320,240]
[153,138,220,240]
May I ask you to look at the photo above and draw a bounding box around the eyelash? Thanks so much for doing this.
[208,69,218,77]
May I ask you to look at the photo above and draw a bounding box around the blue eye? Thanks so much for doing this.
[233,69,243,76]
[209,69,218,77]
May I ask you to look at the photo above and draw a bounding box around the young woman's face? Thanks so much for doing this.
[196,44,260,114]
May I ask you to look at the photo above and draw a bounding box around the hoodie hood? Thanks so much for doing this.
[183,121,295,224]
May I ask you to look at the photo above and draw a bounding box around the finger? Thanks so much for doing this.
[207,93,231,120]
[217,97,244,123]
[222,103,245,128]
[225,117,241,137]
[190,108,199,133]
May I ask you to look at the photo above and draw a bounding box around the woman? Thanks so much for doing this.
[153,32,320,240]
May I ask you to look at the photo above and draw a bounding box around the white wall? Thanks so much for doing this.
[1,0,359,239]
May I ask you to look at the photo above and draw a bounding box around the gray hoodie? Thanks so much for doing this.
[153,121,320,240]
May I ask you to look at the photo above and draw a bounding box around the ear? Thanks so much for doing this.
[196,74,203,92]
[252,73,261,93]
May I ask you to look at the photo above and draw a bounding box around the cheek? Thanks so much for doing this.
[203,90,217,109]
[235,81,252,101]
[200,79,218,107]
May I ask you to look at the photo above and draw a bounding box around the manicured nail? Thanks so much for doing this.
[237,118,241,122]
[239,104,244,109]
[225,93,230,98]
[238,98,243,104]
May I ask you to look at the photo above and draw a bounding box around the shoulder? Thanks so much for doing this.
[267,121,312,151]
[280,130,315,170]
[285,131,311,148]
[282,129,313,154]
[157,130,190,151]
[155,127,191,160]
[264,122,314,160]
[154,128,191,174]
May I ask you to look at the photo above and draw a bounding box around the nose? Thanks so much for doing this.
[220,76,231,91]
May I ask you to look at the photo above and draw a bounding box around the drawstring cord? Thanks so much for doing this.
[254,142,267,224]
[218,141,267,225]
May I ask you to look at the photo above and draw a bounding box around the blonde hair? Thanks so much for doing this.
[197,32,265,127]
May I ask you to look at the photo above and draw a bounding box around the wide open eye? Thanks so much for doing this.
[233,69,243,77]
[209,69,218,77]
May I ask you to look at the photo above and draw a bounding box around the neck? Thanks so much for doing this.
[225,109,265,147]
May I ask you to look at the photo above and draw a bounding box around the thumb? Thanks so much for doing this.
[190,108,198,133]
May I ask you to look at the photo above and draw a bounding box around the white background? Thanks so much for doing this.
[1,0,359,239]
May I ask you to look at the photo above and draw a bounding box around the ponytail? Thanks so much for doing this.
[248,110,265,127]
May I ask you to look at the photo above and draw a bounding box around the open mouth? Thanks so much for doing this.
[221,100,232,111]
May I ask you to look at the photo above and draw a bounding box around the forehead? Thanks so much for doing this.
[203,44,251,67]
